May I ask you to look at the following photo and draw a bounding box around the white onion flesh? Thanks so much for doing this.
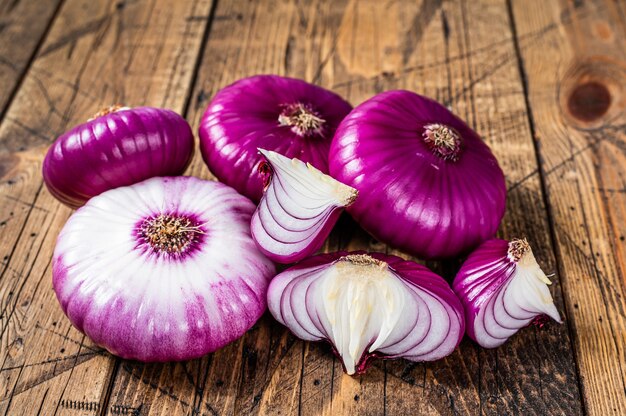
[454,239,562,349]
[251,149,358,263]
[268,253,464,375]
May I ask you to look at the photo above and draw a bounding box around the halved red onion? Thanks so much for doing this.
[199,75,353,203]
[53,176,275,362]
[267,251,464,375]
[329,90,506,259]
[250,149,358,264]
[452,238,562,348]
[43,106,194,208]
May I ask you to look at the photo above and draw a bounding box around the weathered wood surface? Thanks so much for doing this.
[511,1,626,414]
[0,0,213,414]
[0,0,623,415]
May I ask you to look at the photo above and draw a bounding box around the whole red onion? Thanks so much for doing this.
[329,91,506,259]
[43,106,194,208]
[199,75,352,202]
[53,176,275,362]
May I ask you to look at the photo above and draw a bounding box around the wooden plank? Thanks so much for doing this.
[0,0,63,119]
[0,0,213,414]
[510,0,626,414]
[106,0,584,415]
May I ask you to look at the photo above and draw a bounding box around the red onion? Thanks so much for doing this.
[329,91,506,259]
[43,106,194,208]
[52,176,275,362]
[452,238,561,348]
[251,149,358,264]
[267,251,464,375]
[199,75,352,202]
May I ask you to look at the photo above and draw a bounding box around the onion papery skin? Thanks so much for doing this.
[267,251,464,375]
[199,75,353,203]
[52,176,275,362]
[452,239,562,349]
[251,149,358,264]
[43,106,194,209]
[329,90,506,259]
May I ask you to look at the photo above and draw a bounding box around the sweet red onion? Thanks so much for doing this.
[251,149,358,263]
[453,238,561,348]
[329,91,506,259]
[199,75,352,202]
[52,176,275,362]
[268,251,464,375]
[43,106,194,208]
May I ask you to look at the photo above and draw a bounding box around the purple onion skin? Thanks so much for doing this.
[199,75,353,203]
[43,107,194,208]
[453,239,512,343]
[53,176,275,362]
[329,91,506,259]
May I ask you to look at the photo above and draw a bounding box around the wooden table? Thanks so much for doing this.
[0,0,624,414]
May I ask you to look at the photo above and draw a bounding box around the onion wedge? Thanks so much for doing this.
[251,149,358,263]
[453,238,562,348]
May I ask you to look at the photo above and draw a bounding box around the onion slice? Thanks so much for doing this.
[453,238,562,348]
[267,251,464,374]
[250,149,358,263]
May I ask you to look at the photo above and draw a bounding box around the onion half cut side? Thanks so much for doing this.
[267,251,464,375]
[251,149,358,264]
[53,176,275,362]
[453,238,562,348]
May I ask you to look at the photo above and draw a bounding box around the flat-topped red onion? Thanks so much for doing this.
[268,251,464,375]
[53,176,275,362]
[43,106,194,208]
[329,90,506,259]
[251,149,358,263]
[199,75,352,202]
[453,238,562,348]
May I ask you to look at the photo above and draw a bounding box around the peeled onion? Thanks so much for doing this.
[329,90,506,259]
[267,251,464,375]
[250,149,358,263]
[453,238,561,348]
[52,176,275,361]
[199,75,353,202]
[43,106,194,208]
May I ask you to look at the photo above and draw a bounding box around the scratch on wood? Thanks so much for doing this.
[401,0,443,64]
[120,364,217,416]
[59,399,143,415]
[38,16,111,58]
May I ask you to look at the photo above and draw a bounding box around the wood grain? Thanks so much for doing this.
[0,0,622,414]
[0,0,213,414]
[106,0,584,415]
[0,0,64,120]
[510,0,626,414]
